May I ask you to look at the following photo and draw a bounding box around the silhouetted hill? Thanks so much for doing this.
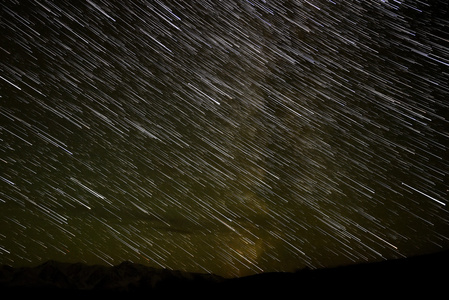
[1,250,448,297]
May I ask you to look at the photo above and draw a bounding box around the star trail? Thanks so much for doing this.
[1,0,448,278]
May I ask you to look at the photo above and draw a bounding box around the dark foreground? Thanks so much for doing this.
[1,250,448,297]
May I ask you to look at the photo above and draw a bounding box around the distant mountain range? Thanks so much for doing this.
[1,249,448,297]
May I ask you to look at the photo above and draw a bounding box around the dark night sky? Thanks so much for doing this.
[1,0,448,277]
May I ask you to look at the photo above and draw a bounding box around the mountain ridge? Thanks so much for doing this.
[1,249,448,296]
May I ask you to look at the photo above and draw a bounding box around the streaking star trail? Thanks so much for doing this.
[1,0,448,278]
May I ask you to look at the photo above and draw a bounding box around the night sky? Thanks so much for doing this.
[1,0,449,278]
